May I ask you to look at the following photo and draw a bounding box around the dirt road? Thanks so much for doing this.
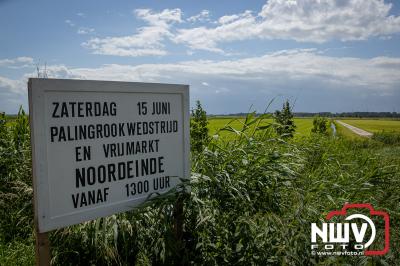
[336,121,373,137]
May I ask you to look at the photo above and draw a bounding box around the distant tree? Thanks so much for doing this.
[190,100,209,153]
[274,100,296,138]
[311,115,328,134]
[0,112,6,140]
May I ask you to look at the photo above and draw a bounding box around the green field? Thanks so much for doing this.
[1,112,400,265]
[339,119,400,133]
[208,118,400,139]
[208,117,316,138]
[333,119,400,141]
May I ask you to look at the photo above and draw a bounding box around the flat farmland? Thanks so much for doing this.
[2,111,400,265]
[208,117,315,138]
[339,119,400,133]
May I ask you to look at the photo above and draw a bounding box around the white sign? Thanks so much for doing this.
[29,78,190,232]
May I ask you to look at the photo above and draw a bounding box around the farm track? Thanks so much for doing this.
[336,120,373,137]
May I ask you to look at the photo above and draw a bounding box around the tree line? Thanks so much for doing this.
[210,111,400,118]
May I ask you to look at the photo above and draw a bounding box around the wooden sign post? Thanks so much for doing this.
[35,231,50,266]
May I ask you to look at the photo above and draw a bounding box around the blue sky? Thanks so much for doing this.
[1,0,400,114]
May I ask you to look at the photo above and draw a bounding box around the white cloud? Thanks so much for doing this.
[65,19,75,27]
[174,10,256,53]
[79,1,400,56]
[174,0,400,52]
[76,12,85,18]
[218,10,252,25]
[40,49,400,92]
[77,27,95,35]
[0,76,26,113]
[0,56,34,68]
[187,10,210,23]
[66,17,95,35]
[23,65,82,80]
[257,0,400,42]
[218,14,240,25]
[0,76,24,94]
[3,49,400,113]
[83,8,182,57]
[215,87,230,94]
[135,8,182,25]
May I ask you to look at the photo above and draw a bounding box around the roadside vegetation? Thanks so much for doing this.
[0,103,399,265]
[311,115,328,135]
[273,100,296,138]
[333,121,364,140]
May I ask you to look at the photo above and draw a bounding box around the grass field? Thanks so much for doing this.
[338,119,400,133]
[1,112,400,265]
[209,117,400,140]
[208,117,316,138]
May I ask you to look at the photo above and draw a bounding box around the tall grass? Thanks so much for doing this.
[372,131,400,145]
[0,110,399,265]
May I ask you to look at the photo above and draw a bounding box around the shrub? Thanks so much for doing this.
[372,131,400,145]
[274,100,296,138]
[190,100,209,153]
[311,115,328,134]
[0,107,33,243]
